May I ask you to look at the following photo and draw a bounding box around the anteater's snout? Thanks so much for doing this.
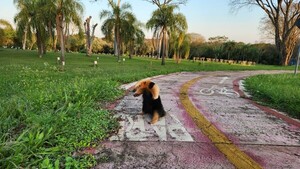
[133,93,140,97]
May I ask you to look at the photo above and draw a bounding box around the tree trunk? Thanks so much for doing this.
[176,50,180,64]
[281,45,293,66]
[89,23,98,55]
[64,23,70,53]
[161,30,166,65]
[36,30,43,58]
[84,16,91,56]
[116,26,121,61]
[114,26,120,61]
[22,27,27,50]
[57,13,65,62]
[129,41,134,59]
[53,34,57,51]
[48,21,53,51]
[157,36,161,59]
[59,25,65,62]
[42,42,46,54]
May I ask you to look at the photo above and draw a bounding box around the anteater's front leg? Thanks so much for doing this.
[150,111,159,124]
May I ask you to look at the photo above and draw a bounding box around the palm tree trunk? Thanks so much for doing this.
[22,29,27,50]
[157,35,161,59]
[55,14,61,52]
[88,23,98,56]
[115,25,121,61]
[59,26,65,62]
[36,30,43,58]
[114,26,119,60]
[48,21,53,51]
[22,23,28,50]
[161,30,166,65]
[57,13,65,62]
[53,33,58,51]
[65,23,70,53]
[42,42,46,54]
[85,16,91,56]
[129,41,133,59]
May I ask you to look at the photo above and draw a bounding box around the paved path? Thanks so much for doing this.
[93,71,300,169]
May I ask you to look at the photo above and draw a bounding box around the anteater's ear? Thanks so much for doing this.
[148,82,155,89]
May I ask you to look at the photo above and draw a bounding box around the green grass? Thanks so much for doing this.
[0,48,294,168]
[244,73,300,119]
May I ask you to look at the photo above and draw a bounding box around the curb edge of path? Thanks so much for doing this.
[233,77,300,128]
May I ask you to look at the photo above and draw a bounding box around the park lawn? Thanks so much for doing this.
[244,73,300,119]
[0,48,294,168]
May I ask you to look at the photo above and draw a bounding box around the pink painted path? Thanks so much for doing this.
[92,71,300,169]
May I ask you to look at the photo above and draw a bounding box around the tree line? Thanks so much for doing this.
[189,36,281,65]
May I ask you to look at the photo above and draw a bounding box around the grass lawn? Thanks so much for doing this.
[0,48,295,168]
[244,73,300,119]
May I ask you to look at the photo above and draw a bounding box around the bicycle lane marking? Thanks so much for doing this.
[179,76,262,169]
[198,75,240,97]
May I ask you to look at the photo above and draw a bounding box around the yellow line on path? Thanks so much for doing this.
[179,77,262,169]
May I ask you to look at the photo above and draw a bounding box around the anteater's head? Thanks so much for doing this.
[132,78,159,99]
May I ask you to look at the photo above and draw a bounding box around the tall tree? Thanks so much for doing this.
[170,31,190,63]
[54,0,83,63]
[146,3,187,65]
[229,0,300,66]
[14,0,83,60]
[14,0,32,50]
[121,15,145,59]
[14,0,49,57]
[84,16,98,56]
[100,0,135,61]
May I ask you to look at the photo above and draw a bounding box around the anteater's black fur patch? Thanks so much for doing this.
[142,90,166,118]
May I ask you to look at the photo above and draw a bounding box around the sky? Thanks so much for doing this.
[0,0,267,44]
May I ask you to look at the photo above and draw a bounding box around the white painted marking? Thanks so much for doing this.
[168,113,193,141]
[168,113,182,124]
[126,115,150,141]
[199,85,239,97]
[168,124,194,141]
[152,125,167,141]
[219,77,229,84]
[110,113,194,142]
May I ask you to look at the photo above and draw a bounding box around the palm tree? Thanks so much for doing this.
[170,31,190,64]
[146,5,187,65]
[14,0,49,57]
[14,0,83,61]
[14,0,32,50]
[121,16,145,59]
[100,0,135,61]
[53,0,83,63]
